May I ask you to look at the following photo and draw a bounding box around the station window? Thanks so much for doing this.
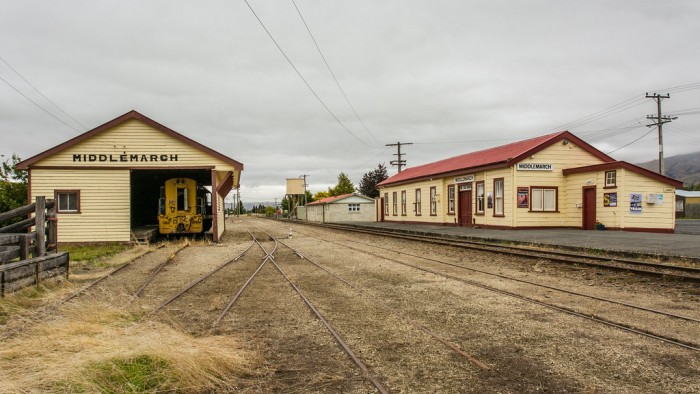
[55,190,80,213]
[476,181,484,214]
[430,186,437,216]
[494,179,504,216]
[392,192,397,216]
[415,188,422,216]
[401,190,407,215]
[531,187,558,212]
[348,203,360,212]
[605,170,617,188]
[447,185,455,214]
[384,193,389,215]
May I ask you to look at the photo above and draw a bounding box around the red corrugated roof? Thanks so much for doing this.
[378,131,612,187]
[307,193,354,205]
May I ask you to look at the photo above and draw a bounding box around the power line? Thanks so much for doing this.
[242,0,375,148]
[606,128,656,154]
[291,0,381,147]
[0,55,86,130]
[0,75,82,132]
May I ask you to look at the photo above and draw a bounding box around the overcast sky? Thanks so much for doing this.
[2,1,700,202]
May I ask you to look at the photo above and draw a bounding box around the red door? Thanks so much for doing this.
[582,187,596,230]
[379,197,385,222]
[459,190,473,227]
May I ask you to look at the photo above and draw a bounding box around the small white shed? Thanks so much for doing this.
[300,193,375,223]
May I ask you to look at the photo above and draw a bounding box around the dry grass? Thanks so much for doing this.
[0,298,259,393]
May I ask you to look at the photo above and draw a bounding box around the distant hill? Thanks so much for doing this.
[637,151,700,187]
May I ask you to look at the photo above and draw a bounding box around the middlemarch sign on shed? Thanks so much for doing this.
[17,110,244,243]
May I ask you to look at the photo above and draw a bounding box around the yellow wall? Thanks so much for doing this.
[35,119,239,176]
[378,140,677,231]
[28,118,240,242]
[31,168,130,242]
[512,140,606,228]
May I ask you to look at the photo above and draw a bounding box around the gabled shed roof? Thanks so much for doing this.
[16,110,244,171]
[378,131,613,187]
[562,161,683,187]
[307,193,374,205]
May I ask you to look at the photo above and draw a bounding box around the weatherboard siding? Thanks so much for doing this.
[31,168,130,242]
[512,141,605,228]
[33,119,237,172]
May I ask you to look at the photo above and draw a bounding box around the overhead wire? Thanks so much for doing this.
[605,128,656,154]
[0,75,82,133]
[291,0,381,147]
[0,55,87,130]
[242,0,376,148]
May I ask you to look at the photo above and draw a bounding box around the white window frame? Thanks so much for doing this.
[401,190,407,215]
[530,187,558,212]
[605,170,617,188]
[56,190,80,213]
[348,203,361,212]
[415,189,422,215]
[430,186,437,216]
[476,182,484,214]
[447,185,455,214]
[494,179,504,216]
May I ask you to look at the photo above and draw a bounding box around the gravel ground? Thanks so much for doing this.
[251,218,700,393]
[67,217,700,393]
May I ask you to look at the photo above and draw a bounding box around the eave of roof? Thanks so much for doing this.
[562,161,684,188]
[16,110,244,171]
[377,131,612,187]
[307,193,373,205]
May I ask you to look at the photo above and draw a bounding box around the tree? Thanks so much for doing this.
[358,163,389,198]
[328,172,355,196]
[313,190,330,200]
[1,154,28,225]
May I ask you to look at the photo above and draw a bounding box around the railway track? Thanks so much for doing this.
[146,226,389,392]
[301,221,700,283]
[260,220,700,352]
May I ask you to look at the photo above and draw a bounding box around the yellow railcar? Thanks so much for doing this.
[158,178,209,234]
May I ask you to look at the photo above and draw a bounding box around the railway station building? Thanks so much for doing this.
[17,110,243,243]
[298,193,376,223]
[376,131,683,233]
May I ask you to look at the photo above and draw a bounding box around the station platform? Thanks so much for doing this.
[330,220,700,260]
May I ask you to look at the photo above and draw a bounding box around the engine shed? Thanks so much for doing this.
[17,110,243,243]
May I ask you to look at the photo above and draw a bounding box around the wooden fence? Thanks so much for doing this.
[0,196,69,296]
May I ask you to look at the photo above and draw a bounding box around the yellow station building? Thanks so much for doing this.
[377,131,682,233]
[17,111,243,243]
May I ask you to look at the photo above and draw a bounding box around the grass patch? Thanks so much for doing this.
[0,300,259,392]
[61,244,130,267]
[86,354,174,393]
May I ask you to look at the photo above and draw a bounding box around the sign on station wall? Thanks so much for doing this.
[516,163,553,171]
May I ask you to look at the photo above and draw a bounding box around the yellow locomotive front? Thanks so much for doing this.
[158,178,206,234]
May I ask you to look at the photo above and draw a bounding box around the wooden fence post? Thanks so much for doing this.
[35,197,46,257]
[19,234,30,260]
[47,210,57,254]
[35,261,40,288]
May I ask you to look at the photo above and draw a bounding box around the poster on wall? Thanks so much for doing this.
[603,192,617,207]
[487,192,493,209]
[517,188,529,208]
[657,194,664,205]
[630,193,642,214]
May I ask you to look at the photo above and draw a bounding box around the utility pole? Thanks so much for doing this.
[645,93,677,175]
[386,142,413,172]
